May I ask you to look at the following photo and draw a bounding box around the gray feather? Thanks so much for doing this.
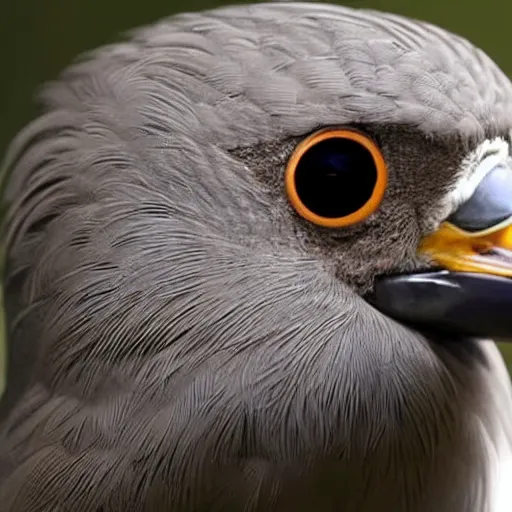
[0,3,511,511]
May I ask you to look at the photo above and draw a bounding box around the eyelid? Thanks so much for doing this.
[285,128,388,228]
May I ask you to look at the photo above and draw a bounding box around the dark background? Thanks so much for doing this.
[1,0,511,370]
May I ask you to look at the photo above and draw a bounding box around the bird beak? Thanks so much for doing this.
[374,158,512,339]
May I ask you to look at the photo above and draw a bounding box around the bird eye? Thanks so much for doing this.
[285,129,388,228]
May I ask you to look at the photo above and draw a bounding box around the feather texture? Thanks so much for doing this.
[0,3,511,511]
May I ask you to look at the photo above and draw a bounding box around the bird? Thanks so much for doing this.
[1,1,512,510]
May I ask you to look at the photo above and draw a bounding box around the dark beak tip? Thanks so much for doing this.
[374,270,512,340]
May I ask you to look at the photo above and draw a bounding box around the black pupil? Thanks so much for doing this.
[294,137,378,218]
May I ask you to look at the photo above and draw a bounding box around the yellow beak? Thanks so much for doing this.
[419,220,512,277]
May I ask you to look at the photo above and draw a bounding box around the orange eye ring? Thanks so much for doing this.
[285,128,388,228]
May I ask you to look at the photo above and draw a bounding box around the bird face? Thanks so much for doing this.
[232,117,512,338]
[223,37,512,340]
[2,3,512,511]
[235,123,468,290]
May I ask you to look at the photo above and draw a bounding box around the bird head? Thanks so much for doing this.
[89,1,512,342]
[2,3,512,510]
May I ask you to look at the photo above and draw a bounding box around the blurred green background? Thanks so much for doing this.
[1,0,512,391]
